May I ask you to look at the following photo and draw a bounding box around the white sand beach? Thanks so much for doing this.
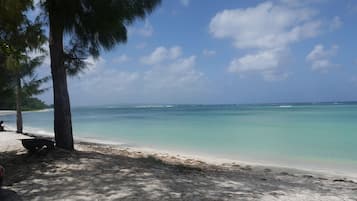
[0,110,15,116]
[0,131,356,200]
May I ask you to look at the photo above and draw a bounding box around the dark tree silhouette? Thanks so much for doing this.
[38,0,161,150]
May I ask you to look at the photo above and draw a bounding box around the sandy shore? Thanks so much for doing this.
[0,131,357,200]
[0,109,53,117]
[0,110,15,116]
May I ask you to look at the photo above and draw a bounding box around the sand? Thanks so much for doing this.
[0,110,15,116]
[0,131,357,201]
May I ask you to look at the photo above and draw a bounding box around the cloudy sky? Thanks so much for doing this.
[37,0,357,106]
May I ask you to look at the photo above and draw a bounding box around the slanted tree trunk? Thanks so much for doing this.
[15,76,23,133]
[48,7,74,150]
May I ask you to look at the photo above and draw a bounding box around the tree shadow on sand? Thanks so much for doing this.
[1,146,357,201]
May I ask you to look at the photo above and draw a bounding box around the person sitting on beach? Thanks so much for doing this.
[0,121,4,132]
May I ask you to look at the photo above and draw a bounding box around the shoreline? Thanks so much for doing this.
[0,110,15,116]
[0,109,53,116]
[2,107,357,180]
[10,129,357,181]
[79,139,357,181]
[1,131,357,200]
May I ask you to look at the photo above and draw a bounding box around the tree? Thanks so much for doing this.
[38,0,161,150]
[0,0,47,133]
[0,53,14,108]
[6,54,48,133]
[0,0,29,104]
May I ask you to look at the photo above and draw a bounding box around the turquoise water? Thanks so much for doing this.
[2,103,357,175]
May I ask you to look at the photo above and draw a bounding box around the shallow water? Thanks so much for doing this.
[2,103,357,176]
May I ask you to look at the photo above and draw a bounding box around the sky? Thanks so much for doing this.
[36,0,357,106]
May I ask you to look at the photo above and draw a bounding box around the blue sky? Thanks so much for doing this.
[37,0,357,106]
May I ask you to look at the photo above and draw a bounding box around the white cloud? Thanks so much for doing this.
[330,16,342,31]
[137,20,154,37]
[228,49,281,73]
[168,56,196,73]
[69,46,205,104]
[209,1,323,81]
[180,0,190,7]
[228,48,289,81]
[306,44,339,72]
[128,20,154,37]
[141,46,203,90]
[140,46,182,65]
[112,54,130,64]
[209,2,320,49]
[72,59,135,95]
[84,56,106,74]
[202,49,216,56]
[278,0,326,7]
[73,69,139,95]
[143,55,203,90]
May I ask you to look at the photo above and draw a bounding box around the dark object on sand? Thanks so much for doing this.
[21,139,55,154]
[0,121,4,131]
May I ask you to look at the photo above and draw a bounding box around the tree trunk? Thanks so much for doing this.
[15,76,23,133]
[48,7,74,150]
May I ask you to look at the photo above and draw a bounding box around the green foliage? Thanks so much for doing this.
[1,0,46,87]
[0,0,33,20]
[40,0,161,76]
[0,0,49,110]
[22,76,50,97]
[0,61,14,104]
[21,97,50,111]
[0,96,49,111]
[0,0,29,99]
[0,90,15,110]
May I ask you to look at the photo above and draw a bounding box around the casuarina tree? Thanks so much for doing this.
[1,0,47,133]
[38,0,161,150]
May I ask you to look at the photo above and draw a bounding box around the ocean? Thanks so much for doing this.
[2,103,357,176]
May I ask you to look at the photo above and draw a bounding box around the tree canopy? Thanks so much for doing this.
[39,0,161,75]
[0,0,49,112]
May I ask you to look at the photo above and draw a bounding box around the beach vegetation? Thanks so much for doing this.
[0,0,48,133]
[38,0,161,150]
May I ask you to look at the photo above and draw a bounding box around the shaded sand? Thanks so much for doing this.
[0,132,357,200]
